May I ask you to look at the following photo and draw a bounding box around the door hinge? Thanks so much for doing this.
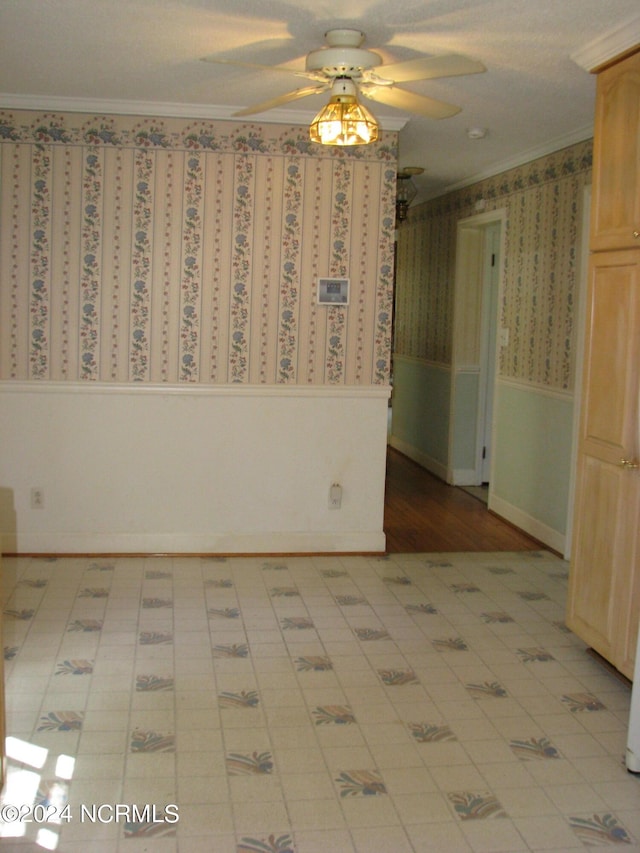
[491,253,496,267]
[482,446,487,459]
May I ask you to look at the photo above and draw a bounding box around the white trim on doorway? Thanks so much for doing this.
[450,208,507,493]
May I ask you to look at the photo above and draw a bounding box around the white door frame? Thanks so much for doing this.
[477,222,501,484]
[450,208,506,488]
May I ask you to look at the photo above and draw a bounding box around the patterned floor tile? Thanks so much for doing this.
[334,769,387,797]
[1,550,637,852]
[130,728,176,752]
[447,790,508,820]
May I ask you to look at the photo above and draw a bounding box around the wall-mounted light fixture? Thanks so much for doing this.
[310,77,379,146]
[396,167,424,222]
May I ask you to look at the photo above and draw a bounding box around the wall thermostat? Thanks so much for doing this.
[317,277,349,305]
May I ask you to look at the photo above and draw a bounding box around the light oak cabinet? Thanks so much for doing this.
[590,50,640,251]
[567,48,640,680]
[0,550,4,790]
[567,251,640,678]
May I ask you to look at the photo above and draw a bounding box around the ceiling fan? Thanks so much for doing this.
[203,29,486,144]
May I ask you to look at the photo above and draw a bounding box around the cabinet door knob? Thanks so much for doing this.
[634,230,640,238]
[620,457,639,469]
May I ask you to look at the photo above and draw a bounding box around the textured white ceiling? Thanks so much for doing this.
[1,0,639,201]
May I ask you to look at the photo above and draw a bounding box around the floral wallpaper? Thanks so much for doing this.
[395,139,592,391]
[0,111,397,385]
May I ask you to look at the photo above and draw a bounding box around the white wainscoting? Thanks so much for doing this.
[0,382,390,554]
[389,356,451,480]
[490,377,575,555]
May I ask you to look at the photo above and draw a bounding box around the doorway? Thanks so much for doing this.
[450,209,506,492]
[477,221,501,485]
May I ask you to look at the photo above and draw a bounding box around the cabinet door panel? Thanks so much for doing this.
[582,255,640,458]
[0,552,4,790]
[568,455,639,678]
[590,50,640,251]
[568,250,640,679]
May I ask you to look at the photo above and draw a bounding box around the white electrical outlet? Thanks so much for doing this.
[31,487,45,509]
[329,483,342,509]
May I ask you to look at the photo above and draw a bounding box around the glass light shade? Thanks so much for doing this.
[310,94,379,146]
[395,176,418,222]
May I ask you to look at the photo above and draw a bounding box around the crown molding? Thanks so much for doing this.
[421,123,594,203]
[570,15,640,71]
[0,93,407,132]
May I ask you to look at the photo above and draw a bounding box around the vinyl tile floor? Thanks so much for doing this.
[1,551,639,852]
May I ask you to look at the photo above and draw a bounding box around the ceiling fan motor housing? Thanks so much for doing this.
[306,28,382,78]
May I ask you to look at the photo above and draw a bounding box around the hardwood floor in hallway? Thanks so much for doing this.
[383,447,544,553]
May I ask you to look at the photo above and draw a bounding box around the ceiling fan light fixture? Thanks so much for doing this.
[310,78,379,146]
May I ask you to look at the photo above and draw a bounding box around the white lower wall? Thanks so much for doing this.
[389,356,451,480]
[0,382,390,554]
[450,368,480,485]
[490,378,574,555]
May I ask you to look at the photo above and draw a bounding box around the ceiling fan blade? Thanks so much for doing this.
[233,84,329,117]
[201,56,323,83]
[361,85,461,119]
[373,54,486,84]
